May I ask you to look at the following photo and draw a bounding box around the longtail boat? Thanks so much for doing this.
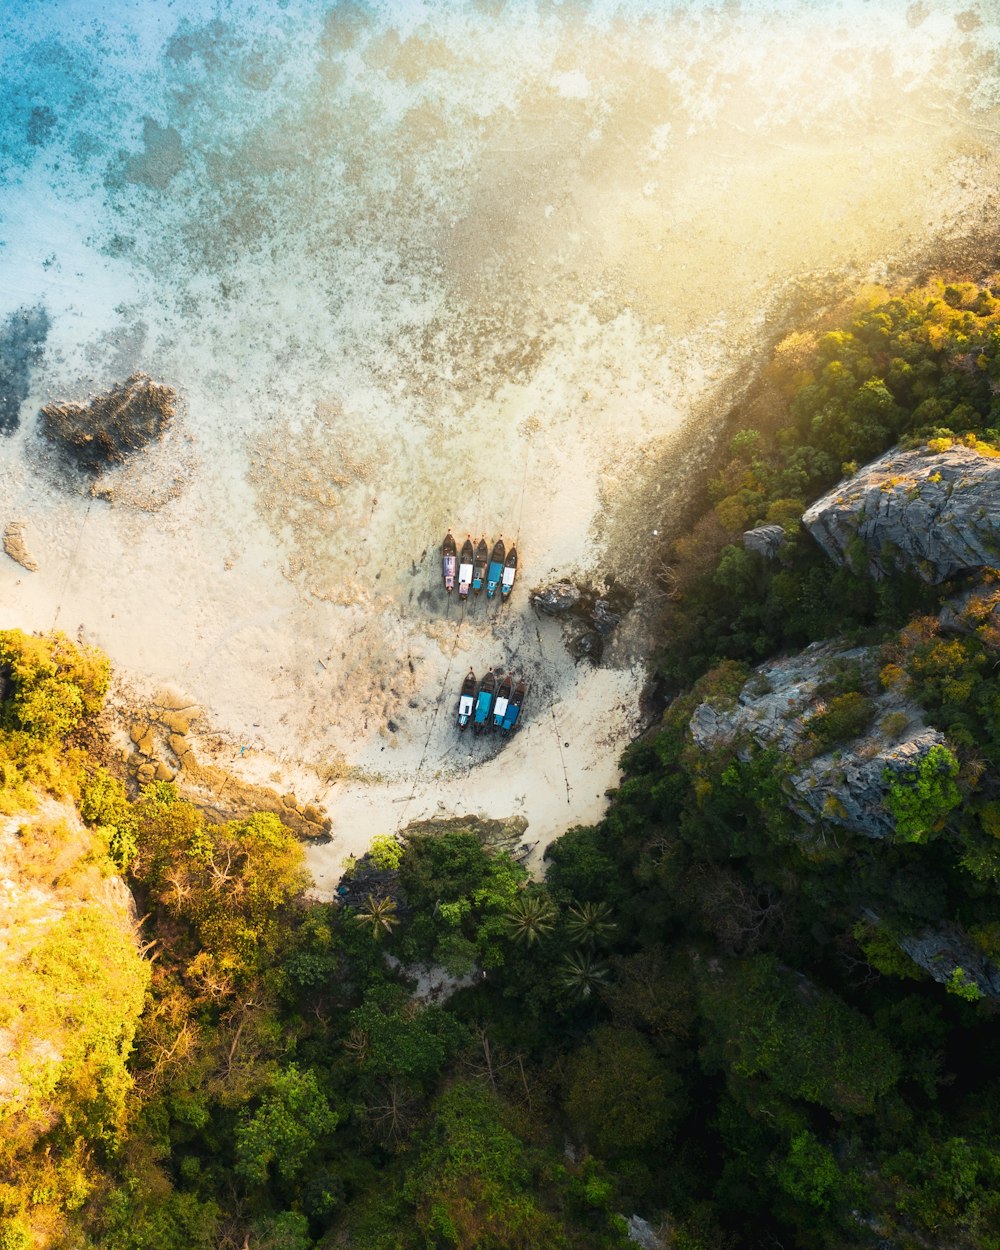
[442,530,457,593]
[501,677,526,732]
[500,544,518,598]
[473,668,497,732]
[472,536,489,594]
[458,536,474,599]
[486,536,506,599]
[457,669,476,730]
[492,672,513,728]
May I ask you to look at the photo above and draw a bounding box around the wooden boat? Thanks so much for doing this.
[500,545,518,597]
[492,672,513,728]
[501,677,526,732]
[458,536,474,599]
[472,536,489,594]
[457,669,476,730]
[486,536,506,599]
[442,530,457,593]
[473,668,497,732]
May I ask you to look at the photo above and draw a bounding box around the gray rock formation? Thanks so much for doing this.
[530,581,581,615]
[894,922,1000,1001]
[742,523,786,559]
[803,444,1000,583]
[689,641,946,840]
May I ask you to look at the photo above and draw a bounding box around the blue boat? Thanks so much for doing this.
[501,677,526,732]
[492,673,513,728]
[473,668,497,732]
[486,537,505,599]
[472,536,489,593]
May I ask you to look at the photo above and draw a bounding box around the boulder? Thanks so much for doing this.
[803,444,1000,583]
[530,581,582,615]
[742,523,786,559]
[3,520,38,572]
[40,372,176,472]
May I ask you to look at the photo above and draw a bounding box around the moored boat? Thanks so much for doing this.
[492,672,513,728]
[500,544,518,597]
[486,536,506,599]
[501,677,526,732]
[473,668,497,732]
[472,536,489,593]
[457,669,476,730]
[442,530,457,592]
[458,536,474,598]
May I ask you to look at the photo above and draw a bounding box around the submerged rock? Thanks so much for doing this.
[0,305,49,436]
[3,520,38,572]
[803,444,1000,583]
[40,372,176,472]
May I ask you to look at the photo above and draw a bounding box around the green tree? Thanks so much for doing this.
[504,892,557,945]
[235,1064,339,1186]
[355,894,399,941]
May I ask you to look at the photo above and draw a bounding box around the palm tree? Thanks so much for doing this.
[564,900,617,948]
[355,894,399,941]
[558,950,611,1000]
[504,892,558,945]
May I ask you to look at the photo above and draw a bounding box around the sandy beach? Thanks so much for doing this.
[3,0,1000,892]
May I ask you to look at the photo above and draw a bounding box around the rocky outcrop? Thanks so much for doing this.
[531,579,632,663]
[40,372,176,472]
[893,922,1000,1001]
[3,520,38,571]
[530,582,581,615]
[789,728,947,840]
[742,523,786,559]
[689,641,946,840]
[803,444,1000,583]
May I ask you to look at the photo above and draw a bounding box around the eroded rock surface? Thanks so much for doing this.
[895,922,1000,1001]
[40,372,176,472]
[689,641,945,840]
[803,444,1000,583]
[742,523,786,559]
[3,520,38,572]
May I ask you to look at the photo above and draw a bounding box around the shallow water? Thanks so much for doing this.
[2,0,1000,864]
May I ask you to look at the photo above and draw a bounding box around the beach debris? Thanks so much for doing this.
[0,304,50,436]
[40,372,176,472]
[3,520,39,572]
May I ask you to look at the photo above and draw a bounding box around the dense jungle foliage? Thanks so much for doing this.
[3,278,1000,1250]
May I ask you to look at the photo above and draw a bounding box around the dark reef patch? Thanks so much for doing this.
[39,372,177,472]
[0,305,50,436]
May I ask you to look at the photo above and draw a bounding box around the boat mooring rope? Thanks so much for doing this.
[393,596,467,832]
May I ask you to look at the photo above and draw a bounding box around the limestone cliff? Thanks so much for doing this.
[802,443,1000,583]
[689,641,946,841]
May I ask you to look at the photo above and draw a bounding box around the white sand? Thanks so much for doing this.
[2,0,1000,893]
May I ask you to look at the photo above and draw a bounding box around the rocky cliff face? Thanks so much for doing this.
[689,641,945,841]
[802,444,1000,583]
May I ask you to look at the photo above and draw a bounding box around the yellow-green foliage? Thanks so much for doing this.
[0,905,149,1235]
[134,784,308,990]
[0,630,110,812]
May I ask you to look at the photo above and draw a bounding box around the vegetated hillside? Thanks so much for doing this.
[5,278,1000,1250]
